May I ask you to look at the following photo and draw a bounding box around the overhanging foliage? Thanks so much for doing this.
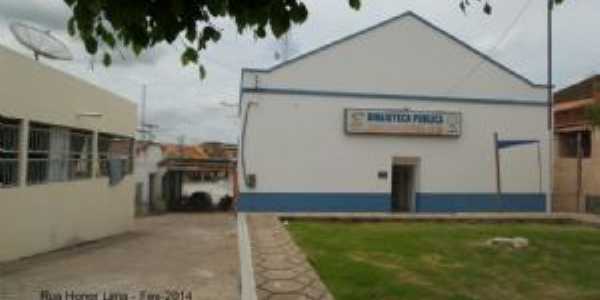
[63,0,567,79]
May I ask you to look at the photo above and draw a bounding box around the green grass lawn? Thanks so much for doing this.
[287,221,600,300]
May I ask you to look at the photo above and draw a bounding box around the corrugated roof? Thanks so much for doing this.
[161,144,209,160]
[555,75,600,103]
[158,143,238,161]
[554,98,596,113]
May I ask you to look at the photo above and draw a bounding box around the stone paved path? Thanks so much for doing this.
[247,215,333,300]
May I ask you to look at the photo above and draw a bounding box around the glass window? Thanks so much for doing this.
[0,117,20,188]
[27,124,94,184]
[27,124,50,185]
[559,131,591,158]
[98,134,134,177]
[47,127,70,182]
[69,130,93,180]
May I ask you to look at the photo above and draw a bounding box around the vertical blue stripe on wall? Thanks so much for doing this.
[238,193,391,212]
[415,193,546,213]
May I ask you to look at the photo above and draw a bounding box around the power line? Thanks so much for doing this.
[445,0,535,94]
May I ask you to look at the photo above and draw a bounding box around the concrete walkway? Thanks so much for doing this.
[247,215,333,300]
[0,213,239,300]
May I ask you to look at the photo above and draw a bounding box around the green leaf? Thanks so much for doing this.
[101,33,116,48]
[132,43,143,56]
[203,26,221,42]
[289,3,308,23]
[102,52,112,66]
[206,0,226,16]
[483,3,492,15]
[185,25,197,42]
[255,26,266,38]
[83,37,98,54]
[67,18,76,36]
[181,47,198,66]
[61,0,372,79]
[199,65,206,80]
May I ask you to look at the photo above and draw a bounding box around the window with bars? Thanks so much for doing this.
[98,134,134,177]
[28,124,52,184]
[28,124,94,184]
[0,117,20,188]
[69,130,93,179]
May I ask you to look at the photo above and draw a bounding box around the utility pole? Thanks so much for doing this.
[547,0,553,130]
[546,0,554,214]
[138,84,159,142]
[576,132,583,212]
[282,32,290,61]
[274,31,291,61]
[141,84,147,130]
[177,135,186,158]
[140,84,147,140]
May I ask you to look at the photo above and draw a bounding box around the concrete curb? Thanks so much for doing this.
[275,212,600,227]
[238,213,258,300]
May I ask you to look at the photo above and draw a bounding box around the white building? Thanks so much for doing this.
[238,12,550,213]
[134,141,165,214]
[0,45,137,262]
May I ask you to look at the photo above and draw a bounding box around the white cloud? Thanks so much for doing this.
[0,0,598,143]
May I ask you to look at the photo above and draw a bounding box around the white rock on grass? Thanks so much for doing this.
[485,237,529,249]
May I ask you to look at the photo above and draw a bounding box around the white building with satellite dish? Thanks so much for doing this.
[238,12,551,213]
[0,24,137,262]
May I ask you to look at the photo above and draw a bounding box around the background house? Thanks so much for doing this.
[553,75,600,213]
[159,142,238,211]
[0,45,137,262]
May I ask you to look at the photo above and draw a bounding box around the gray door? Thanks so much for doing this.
[391,165,413,212]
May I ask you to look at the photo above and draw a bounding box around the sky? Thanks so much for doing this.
[0,0,599,144]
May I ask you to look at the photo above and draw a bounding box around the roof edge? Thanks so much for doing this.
[243,87,548,106]
[241,11,547,88]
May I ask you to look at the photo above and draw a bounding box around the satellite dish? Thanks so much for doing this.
[9,22,73,61]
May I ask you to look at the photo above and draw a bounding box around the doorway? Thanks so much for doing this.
[391,163,416,212]
[149,173,156,212]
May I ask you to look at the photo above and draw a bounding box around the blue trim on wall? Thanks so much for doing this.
[238,192,546,213]
[238,193,391,212]
[416,193,546,213]
[240,11,546,88]
[242,87,547,107]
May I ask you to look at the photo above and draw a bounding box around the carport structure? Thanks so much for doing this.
[160,157,237,211]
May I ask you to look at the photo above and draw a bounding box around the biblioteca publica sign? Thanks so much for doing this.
[345,108,462,137]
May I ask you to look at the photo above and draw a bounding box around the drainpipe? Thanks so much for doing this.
[240,100,258,187]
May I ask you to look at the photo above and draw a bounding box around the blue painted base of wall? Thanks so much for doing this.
[238,193,391,212]
[238,193,547,213]
[415,193,546,213]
